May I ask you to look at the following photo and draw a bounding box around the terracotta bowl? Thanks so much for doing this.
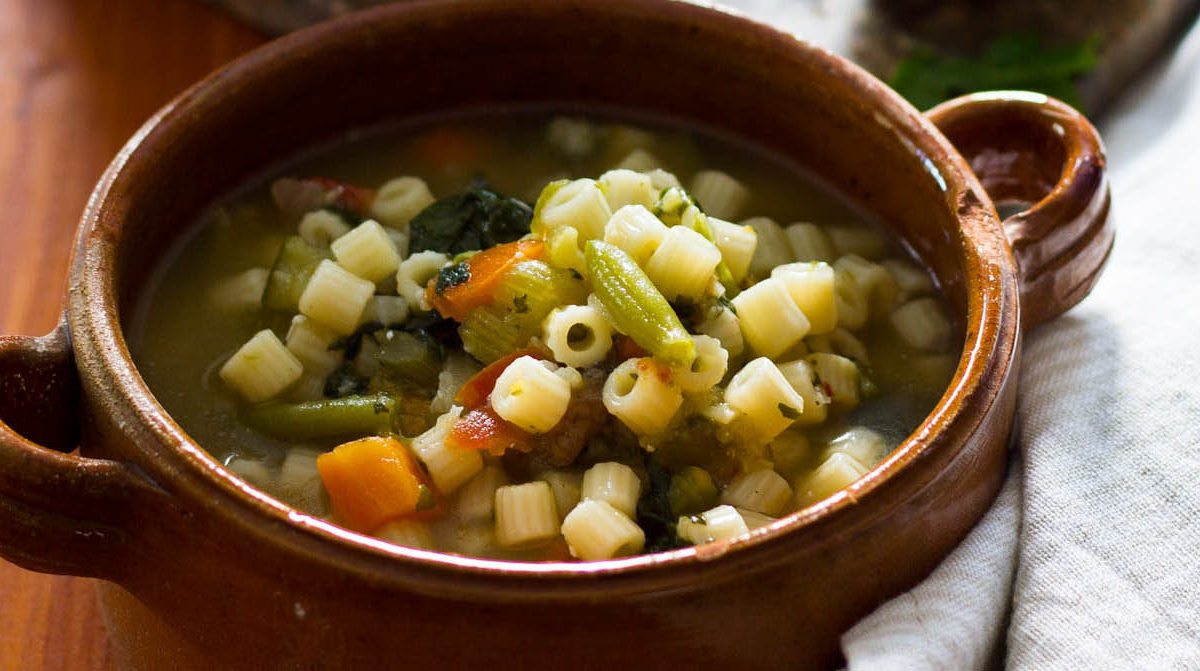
[0,1,1111,669]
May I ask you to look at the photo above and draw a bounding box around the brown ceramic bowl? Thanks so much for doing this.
[0,1,1111,669]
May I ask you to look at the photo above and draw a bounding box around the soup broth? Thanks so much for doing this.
[130,111,958,561]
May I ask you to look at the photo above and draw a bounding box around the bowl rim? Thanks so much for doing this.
[67,0,1019,598]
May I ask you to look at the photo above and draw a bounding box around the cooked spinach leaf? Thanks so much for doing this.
[638,457,692,552]
[409,187,533,255]
[323,361,370,398]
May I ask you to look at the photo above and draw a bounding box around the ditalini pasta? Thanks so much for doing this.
[719,469,793,515]
[220,329,303,403]
[536,178,612,241]
[676,505,750,545]
[580,462,642,518]
[331,220,401,284]
[410,407,482,494]
[299,260,376,334]
[784,222,835,263]
[744,216,792,279]
[603,204,669,265]
[599,169,657,211]
[561,499,645,560]
[542,304,613,367]
[731,277,810,359]
[490,356,574,432]
[134,113,959,561]
[371,176,435,229]
[690,169,750,220]
[494,481,560,547]
[602,357,684,437]
[298,210,351,248]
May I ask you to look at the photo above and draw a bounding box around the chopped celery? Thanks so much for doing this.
[459,260,588,362]
[239,393,396,440]
[262,236,332,312]
[585,240,695,367]
[653,187,696,227]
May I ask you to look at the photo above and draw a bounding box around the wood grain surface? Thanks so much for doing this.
[0,1,263,668]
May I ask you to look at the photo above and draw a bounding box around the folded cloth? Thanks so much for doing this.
[713,2,1200,667]
[838,19,1200,671]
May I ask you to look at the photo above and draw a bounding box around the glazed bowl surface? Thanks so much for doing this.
[0,1,1111,669]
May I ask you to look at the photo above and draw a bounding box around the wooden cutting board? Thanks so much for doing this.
[0,1,263,668]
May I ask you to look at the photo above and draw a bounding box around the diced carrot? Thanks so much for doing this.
[446,406,532,456]
[454,346,545,409]
[308,177,376,218]
[613,334,650,361]
[316,436,424,532]
[426,239,545,321]
[414,127,484,166]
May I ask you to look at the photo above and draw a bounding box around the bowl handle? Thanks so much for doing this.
[0,318,154,579]
[927,92,1114,330]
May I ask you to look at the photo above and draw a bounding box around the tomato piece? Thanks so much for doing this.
[447,407,532,456]
[454,347,544,409]
[308,177,376,218]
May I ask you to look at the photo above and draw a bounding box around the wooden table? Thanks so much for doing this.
[0,2,263,667]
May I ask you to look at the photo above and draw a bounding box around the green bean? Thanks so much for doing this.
[668,466,719,517]
[585,240,695,367]
[240,393,396,441]
[262,236,332,312]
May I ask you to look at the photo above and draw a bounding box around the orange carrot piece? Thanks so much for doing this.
[454,347,545,409]
[316,436,424,532]
[414,127,484,166]
[426,239,544,321]
[446,406,532,455]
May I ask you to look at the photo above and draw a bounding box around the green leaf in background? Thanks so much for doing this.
[889,32,1099,111]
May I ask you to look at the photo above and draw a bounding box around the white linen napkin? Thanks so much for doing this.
[717,3,1200,668]
[838,18,1200,671]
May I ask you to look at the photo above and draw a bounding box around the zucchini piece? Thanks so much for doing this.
[375,331,443,388]
[263,236,332,312]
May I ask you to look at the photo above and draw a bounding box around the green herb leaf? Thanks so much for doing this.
[889,32,1098,111]
[435,262,472,294]
[778,403,801,420]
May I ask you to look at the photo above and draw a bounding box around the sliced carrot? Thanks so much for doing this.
[426,239,545,321]
[316,436,424,532]
[454,347,545,410]
[446,406,532,456]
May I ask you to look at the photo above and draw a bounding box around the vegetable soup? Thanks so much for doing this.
[129,111,959,561]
